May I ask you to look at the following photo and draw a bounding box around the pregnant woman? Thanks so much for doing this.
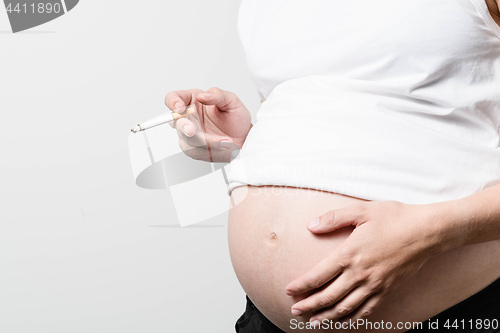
[166,1,500,332]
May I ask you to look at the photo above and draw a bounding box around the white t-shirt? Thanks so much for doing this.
[227,0,500,204]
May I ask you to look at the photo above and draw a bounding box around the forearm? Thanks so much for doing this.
[427,183,500,255]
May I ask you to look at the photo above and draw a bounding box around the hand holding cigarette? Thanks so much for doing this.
[164,87,253,162]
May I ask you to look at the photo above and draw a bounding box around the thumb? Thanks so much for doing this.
[197,87,242,111]
[307,204,368,233]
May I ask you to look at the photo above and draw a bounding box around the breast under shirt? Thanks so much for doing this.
[226,0,500,204]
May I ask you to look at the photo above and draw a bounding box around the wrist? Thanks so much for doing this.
[236,123,253,148]
[420,199,469,256]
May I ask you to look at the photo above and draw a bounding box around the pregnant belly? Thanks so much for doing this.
[228,185,500,333]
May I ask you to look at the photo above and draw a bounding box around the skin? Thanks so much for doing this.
[285,191,500,325]
[486,0,500,25]
[167,0,500,326]
[165,88,252,162]
[287,2,500,324]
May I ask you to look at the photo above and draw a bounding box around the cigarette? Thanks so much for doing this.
[131,106,196,133]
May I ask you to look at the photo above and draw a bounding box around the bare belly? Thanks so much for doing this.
[228,185,500,333]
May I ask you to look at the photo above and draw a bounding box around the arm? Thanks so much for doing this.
[285,183,500,324]
[441,183,500,248]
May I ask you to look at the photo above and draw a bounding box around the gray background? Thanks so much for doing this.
[0,0,260,332]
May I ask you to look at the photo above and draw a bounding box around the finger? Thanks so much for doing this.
[177,126,207,150]
[309,287,372,322]
[165,89,203,111]
[290,273,353,316]
[174,118,197,138]
[308,203,369,234]
[197,87,242,111]
[338,293,384,322]
[207,141,239,163]
[178,128,230,151]
[177,123,233,150]
[286,253,344,296]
